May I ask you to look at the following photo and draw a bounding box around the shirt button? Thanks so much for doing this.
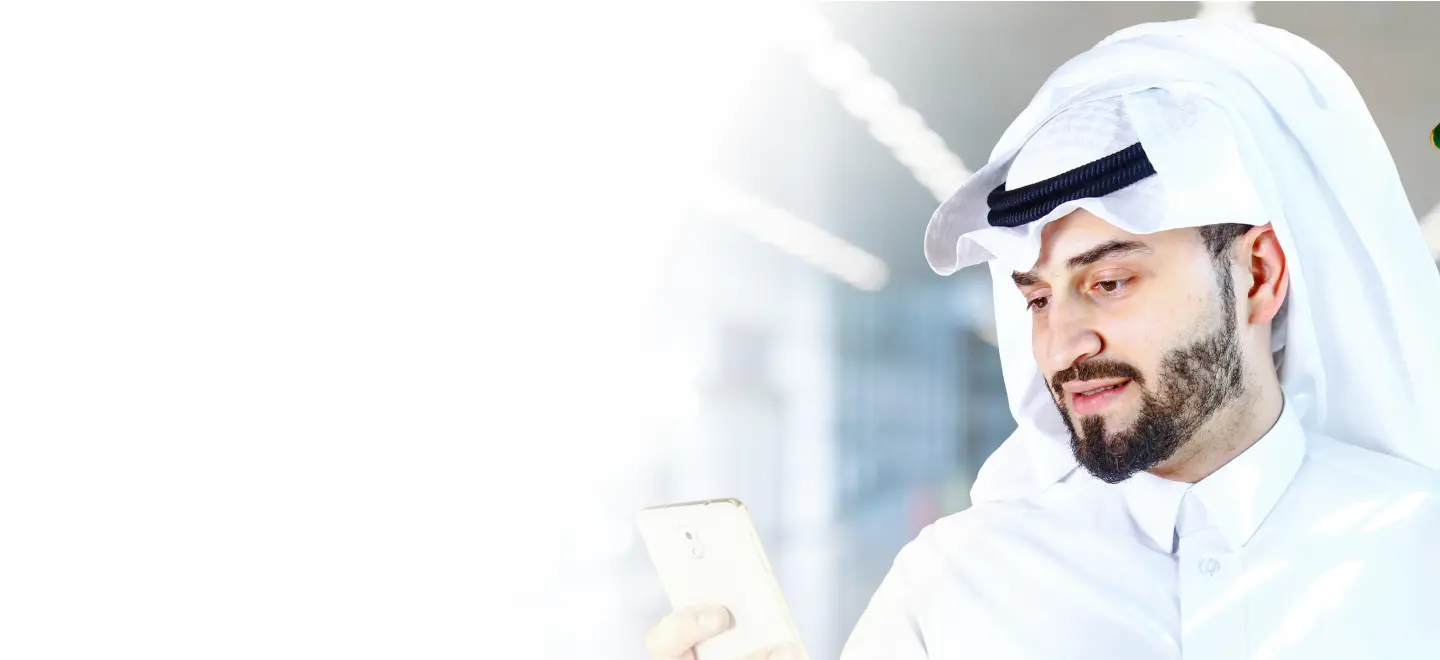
[1199,558,1221,576]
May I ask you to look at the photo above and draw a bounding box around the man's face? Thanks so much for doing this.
[1012,210,1247,483]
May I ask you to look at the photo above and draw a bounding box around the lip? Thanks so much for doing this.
[1065,379,1131,416]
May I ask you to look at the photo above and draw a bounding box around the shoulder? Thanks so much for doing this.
[1303,432,1440,496]
[889,490,1080,579]
[854,498,1042,635]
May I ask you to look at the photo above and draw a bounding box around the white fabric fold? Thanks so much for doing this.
[922,19,1440,504]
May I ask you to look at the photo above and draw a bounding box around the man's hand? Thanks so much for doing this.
[644,605,802,660]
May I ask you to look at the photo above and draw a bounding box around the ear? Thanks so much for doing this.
[1240,223,1288,326]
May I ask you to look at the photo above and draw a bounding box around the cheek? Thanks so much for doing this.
[1030,322,1051,374]
[1098,323,1155,375]
[1098,299,1198,370]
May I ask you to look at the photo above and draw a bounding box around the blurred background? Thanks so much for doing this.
[6,2,1435,659]
[506,3,1440,659]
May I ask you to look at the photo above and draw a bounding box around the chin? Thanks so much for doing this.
[1072,412,1133,439]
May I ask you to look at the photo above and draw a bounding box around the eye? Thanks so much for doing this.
[1026,296,1049,312]
[1093,278,1129,294]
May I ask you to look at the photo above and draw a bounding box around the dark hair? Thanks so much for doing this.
[1197,223,1252,263]
[1196,223,1251,309]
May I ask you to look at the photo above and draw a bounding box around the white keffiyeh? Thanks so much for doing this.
[923,19,1440,504]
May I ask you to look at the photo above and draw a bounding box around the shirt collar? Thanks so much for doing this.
[1117,397,1307,552]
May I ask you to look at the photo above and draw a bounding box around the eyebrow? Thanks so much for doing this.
[1011,270,1041,287]
[1011,240,1153,288]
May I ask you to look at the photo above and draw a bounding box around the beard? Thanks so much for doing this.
[1049,291,1248,484]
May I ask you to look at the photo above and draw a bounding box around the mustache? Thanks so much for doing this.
[1050,359,1146,399]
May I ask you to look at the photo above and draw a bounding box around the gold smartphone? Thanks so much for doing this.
[636,498,808,660]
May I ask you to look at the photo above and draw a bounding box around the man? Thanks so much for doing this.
[646,19,1440,659]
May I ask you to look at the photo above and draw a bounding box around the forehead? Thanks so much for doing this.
[1033,209,1191,271]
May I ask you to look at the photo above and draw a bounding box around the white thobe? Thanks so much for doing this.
[840,400,1440,659]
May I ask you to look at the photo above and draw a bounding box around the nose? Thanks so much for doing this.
[1040,298,1103,376]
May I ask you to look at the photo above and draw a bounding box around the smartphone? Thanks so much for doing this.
[636,498,808,660]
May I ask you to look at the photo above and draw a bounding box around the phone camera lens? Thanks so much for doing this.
[681,528,704,558]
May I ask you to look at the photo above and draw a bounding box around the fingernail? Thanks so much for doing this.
[697,609,722,631]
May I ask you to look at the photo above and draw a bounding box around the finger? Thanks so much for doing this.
[737,641,805,660]
[644,605,732,659]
